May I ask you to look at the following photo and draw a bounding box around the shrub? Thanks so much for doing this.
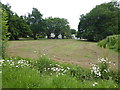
[98,35,120,51]
[0,8,9,58]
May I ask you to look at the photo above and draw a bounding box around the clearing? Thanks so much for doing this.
[6,39,118,70]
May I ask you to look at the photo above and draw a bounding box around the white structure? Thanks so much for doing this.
[58,34,62,39]
[45,36,48,39]
[50,33,55,38]
[71,34,77,39]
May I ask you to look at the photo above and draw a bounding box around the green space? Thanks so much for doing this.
[6,39,118,70]
[1,1,119,88]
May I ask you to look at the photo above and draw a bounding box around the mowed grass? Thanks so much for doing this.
[6,39,118,70]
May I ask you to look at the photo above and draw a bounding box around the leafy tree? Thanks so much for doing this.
[44,17,71,39]
[25,8,43,39]
[71,29,76,34]
[1,3,31,40]
[78,1,120,41]
[43,17,54,39]
[58,18,71,39]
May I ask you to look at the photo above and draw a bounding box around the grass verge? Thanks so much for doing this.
[2,56,119,88]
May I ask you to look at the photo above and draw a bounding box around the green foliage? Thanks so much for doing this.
[1,3,32,40]
[71,29,76,34]
[0,8,9,58]
[25,8,43,40]
[2,56,118,88]
[44,17,71,39]
[98,34,120,51]
[78,1,120,41]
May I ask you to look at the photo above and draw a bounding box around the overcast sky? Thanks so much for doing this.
[1,0,114,30]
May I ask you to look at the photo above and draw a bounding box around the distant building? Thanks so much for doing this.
[51,33,55,38]
[45,33,79,39]
[58,34,62,39]
[71,34,77,39]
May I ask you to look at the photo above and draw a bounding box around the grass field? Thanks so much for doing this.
[6,39,118,70]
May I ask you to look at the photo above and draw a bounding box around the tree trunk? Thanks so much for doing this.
[33,33,37,40]
[55,34,59,39]
[62,34,64,39]
[47,34,51,39]
[14,36,19,40]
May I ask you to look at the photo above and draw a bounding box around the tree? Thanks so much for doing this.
[71,29,76,34]
[1,3,32,40]
[44,17,54,39]
[25,8,43,39]
[78,1,120,41]
[44,17,71,39]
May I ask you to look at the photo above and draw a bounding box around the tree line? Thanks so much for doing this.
[1,1,120,41]
[77,1,120,41]
[1,2,76,40]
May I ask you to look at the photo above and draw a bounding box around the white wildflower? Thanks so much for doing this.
[61,69,64,71]
[55,67,58,71]
[104,69,108,72]
[16,65,19,68]
[57,69,60,72]
[109,62,111,64]
[50,73,52,75]
[7,60,10,62]
[63,70,67,73]
[10,60,12,62]
[44,68,46,71]
[94,82,98,85]
[0,59,5,65]
[97,72,101,77]
[58,73,61,75]
[67,67,70,70]
[92,66,96,70]
[92,84,95,86]
[0,59,5,62]
[55,64,58,66]
[92,82,98,86]
[51,67,56,71]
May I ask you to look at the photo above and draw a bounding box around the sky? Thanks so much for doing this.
[1,0,114,30]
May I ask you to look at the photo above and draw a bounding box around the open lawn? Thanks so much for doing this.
[6,39,118,70]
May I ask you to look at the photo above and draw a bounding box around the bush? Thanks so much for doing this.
[0,8,9,58]
[98,35,120,51]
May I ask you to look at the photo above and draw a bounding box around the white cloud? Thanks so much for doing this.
[1,0,112,30]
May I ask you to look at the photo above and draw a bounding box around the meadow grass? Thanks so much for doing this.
[2,56,118,88]
[6,39,118,70]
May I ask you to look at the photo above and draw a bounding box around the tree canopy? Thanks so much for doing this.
[77,1,120,41]
[44,17,71,39]
[25,8,43,39]
[1,2,32,40]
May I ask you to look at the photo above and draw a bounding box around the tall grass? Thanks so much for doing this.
[2,56,118,88]
[98,34,120,52]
